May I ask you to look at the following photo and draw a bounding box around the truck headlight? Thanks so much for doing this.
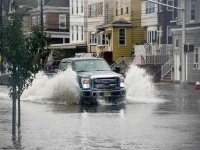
[81,78,90,89]
[120,77,125,87]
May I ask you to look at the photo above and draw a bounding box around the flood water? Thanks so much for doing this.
[1,65,200,150]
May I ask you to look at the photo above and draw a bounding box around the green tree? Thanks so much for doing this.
[1,13,50,139]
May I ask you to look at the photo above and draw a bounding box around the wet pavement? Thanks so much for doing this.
[0,83,200,150]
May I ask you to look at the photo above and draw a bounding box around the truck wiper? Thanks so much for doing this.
[76,70,88,72]
[92,69,108,71]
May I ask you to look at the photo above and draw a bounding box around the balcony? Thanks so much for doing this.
[134,44,173,65]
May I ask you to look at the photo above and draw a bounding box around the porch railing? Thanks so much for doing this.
[110,57,134,71]
[161,58,173,79]
[93,46,106,58]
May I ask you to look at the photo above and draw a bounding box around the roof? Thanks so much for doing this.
[97,19,132,29]
[44,0,69,7]
[61,57,104,62]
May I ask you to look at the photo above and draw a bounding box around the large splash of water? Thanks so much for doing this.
[20,62,161,105]
[21,68,80,104]
[125,64,159,103]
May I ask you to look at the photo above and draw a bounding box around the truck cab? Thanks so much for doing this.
[58,57,126,104]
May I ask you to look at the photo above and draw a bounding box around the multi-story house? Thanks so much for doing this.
[171,0,200,83]
[29,0,69,45]
[96,0,144,64]
[133,0,178,82]
[139,0,177,56]
[69,0,88,55]
[8,0,69,61]
[87,0,113,59]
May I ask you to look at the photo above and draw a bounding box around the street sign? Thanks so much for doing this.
[184,44,194,53]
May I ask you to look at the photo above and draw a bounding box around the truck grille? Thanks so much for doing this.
[92,77,119,90]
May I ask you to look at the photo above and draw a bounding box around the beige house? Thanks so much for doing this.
[87,0,114,53]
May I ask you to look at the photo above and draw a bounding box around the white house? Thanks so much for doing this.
[70,0,87,50]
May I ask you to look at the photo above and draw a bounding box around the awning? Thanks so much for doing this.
[50,42,87,50]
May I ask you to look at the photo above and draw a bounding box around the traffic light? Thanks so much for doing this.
[184,44,194,53]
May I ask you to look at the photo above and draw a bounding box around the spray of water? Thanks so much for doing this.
[20,62,163,105]
[125,64,161,103]
[21,67,80,105]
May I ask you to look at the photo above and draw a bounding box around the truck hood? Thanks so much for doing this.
[77,71,123,78]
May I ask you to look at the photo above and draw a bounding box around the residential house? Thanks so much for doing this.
[29,0,69,45]
[171,0,200,83]
[133,0,178,82]
[87,0,113,59]
[7,0,70,60]
[69,0,88,55]
[96,0,144,64]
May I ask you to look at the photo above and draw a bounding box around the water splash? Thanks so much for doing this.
[125,64,161,103]
[0,86,10,100]
[20,63,162,105]
[21,68,80,104]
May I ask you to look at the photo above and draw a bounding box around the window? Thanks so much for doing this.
[167,0,173,11]
[158,0,163,12]
[119,29,126,45]
[76,26,78,41]
[32,16,37,26]
[37,15,40,25]
[43,14,46,26]
[116,2,118,16]
[81,26,84,41]
[97,33,105,46]
[59,14,66,29]
[194,48,199,69]
[167,26,172,44]
[120,0,123,15]
[97,2,103,16]
[76,0,78,14]
[126,0,129,14]
[146,2,155,14]
[71,0,74,14]
[175,38,179,48]
[90,32,97,44]
[72,26,74,41]
[81,0,83,13]
[190,0,195,21]
[89,4,96,17]
[147,30,157,44]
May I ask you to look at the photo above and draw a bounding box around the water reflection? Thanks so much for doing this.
[49,102,126,114]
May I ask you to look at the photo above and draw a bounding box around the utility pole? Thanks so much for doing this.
[0,0,2,74]
[147,0,186,88]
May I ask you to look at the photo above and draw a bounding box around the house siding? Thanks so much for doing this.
[172,0,200,83]
[112,27,132,61]
[70,0,86,43]
[87,0,113,53]
[113,0,144,50]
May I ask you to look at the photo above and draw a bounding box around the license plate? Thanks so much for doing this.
[104,92,111,97]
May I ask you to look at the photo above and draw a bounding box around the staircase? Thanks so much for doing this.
[110,57,134,73]
[160,58,173,82]
[161,71,172,82]
[93,46,106,58]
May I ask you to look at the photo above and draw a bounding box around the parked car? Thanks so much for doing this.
[0,68,11,85]
[58,57,126,104]
[44,60,61,77]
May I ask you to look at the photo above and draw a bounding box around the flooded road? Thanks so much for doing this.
[0,66,200,150]
[1,83,200,150]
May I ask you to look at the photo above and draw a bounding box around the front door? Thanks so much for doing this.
[174,54,180,81]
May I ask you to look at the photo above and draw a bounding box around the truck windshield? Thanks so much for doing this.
[74,59,111,72]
